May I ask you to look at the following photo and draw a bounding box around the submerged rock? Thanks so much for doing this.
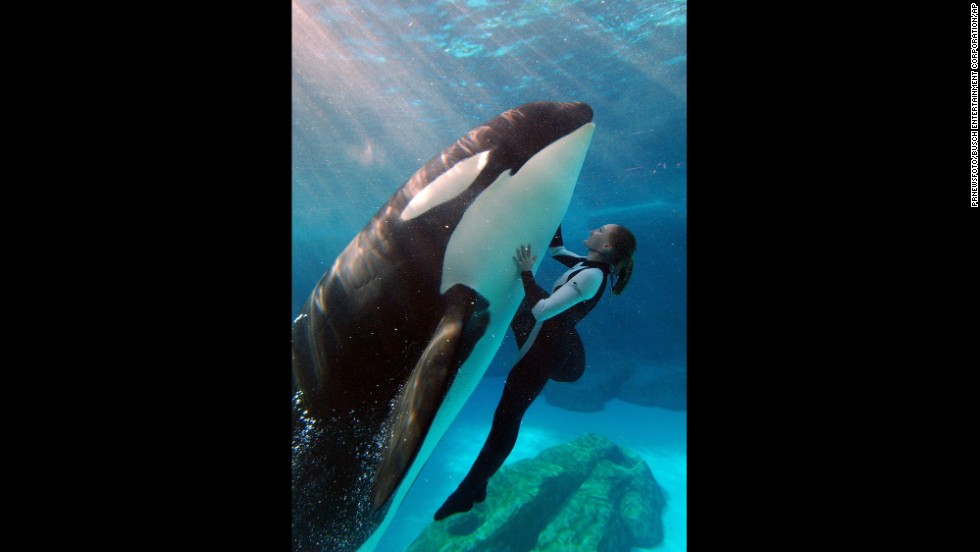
[406,433,665,552]
[542,354,687,413]
[542,351,636,412]
[618,364,687,411]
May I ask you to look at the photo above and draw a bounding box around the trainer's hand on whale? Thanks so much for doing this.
[514,244,537,273]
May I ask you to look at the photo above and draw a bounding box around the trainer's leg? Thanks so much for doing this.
[434,339,560,520]
[549,330,585,383]
[511,275,550,350]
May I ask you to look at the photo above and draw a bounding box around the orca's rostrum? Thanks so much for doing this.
[291,101,596,552]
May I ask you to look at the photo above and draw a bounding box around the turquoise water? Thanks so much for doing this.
[377,374,688,552]
[292,0,686,550]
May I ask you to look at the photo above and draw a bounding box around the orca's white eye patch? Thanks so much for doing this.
[401,151,489,221]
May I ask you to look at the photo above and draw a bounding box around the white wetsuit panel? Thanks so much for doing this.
[530,266,603,321]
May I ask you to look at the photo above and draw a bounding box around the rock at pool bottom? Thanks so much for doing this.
[407,433,666,552]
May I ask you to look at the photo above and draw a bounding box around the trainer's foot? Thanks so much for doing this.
[434,483,486,521]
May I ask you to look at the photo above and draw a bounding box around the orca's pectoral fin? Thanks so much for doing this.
[371,284,489,511]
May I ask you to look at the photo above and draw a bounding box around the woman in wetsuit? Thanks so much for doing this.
[434,223,637,520]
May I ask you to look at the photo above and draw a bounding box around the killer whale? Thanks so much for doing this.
[291,101,595,552]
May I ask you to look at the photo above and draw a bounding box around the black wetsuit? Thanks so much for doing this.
[435,227,610,520]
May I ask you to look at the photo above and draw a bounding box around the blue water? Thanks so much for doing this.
[292,0,686,549]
